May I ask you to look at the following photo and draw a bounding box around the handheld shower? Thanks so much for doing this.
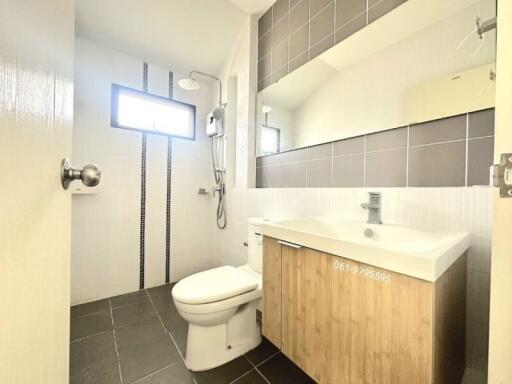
[178,70,227,229]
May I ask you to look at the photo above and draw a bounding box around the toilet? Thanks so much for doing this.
[172,218,268,371]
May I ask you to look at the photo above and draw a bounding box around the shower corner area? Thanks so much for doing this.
[70,37,241,309]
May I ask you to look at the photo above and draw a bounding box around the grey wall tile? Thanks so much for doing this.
[258,76,272,92]
[268,151,288,164]
[256,167,270,188]
[409,114,467,146]
[336,0,366,28]
[333,136,364,156]
[307,142,332,160]
[259,8,273,37]
[258,33,272,58]
[289,50,309,72]
[307,158,332,187]
[270,164,287,187]
[290,0,309,33]
[258,55,271,80]
[289,24,309,59]
[310,33,334,59]
[310,0,333,17]
[286,148,308,162]
[272,64,289,83]
[468,137,494,186]
[291,0,302,7]
[469,109,494,138]
[365,148,407,187]
[272,14,289,48]
[335,13,366,43]
[286,162,307,187]
[273,0,290,24]
[310,3,334,46]
[333,154,364,187]
[366,127,407,152]
[272,41,289,72]
[256,157,264,167]
[368,0,407,23]
[408,141,466,187]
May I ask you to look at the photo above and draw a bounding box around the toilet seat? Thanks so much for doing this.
[173,266,259,305]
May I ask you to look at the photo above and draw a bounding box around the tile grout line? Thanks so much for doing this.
[109,299,124,384]
[254,351,281,369]
[70,329,112,344]
[243,355,272,384]
[145,289,198,383]
[71,308,110,319]
[131,362,178,384]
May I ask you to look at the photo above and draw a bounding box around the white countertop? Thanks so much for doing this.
[260,216,470,282]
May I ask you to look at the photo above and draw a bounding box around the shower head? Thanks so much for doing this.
[178,77,201,91]
[179,70,223,107]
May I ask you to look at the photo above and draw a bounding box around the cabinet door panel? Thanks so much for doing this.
[281,248,433,384]
[262,237,282,348]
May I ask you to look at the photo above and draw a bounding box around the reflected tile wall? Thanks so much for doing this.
[257,0,410,90]
[256,108,495,188]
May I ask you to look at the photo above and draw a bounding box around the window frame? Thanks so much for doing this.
[110,83,196,141]
[261,125,281,155]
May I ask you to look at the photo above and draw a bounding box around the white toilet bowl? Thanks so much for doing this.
[172,265,262,371]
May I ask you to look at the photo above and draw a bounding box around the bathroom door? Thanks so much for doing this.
[488,1,512,382]
[0,1,74,383]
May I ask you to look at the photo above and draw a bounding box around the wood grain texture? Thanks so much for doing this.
[282,247,433,384]
[433,253,467,384]
[263,237,466,384]
[0,0,74,382]
[262,237,282,348]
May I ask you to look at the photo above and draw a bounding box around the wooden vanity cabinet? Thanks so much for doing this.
[262,237,466,384]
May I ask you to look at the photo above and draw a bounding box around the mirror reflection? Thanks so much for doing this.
[256,0,496,156]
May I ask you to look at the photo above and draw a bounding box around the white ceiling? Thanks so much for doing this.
[75,0,251,75]
[227,0,274,14]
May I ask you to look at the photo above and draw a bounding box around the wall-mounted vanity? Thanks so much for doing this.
[260,217,469,384]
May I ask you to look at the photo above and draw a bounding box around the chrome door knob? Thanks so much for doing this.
[61,158,101,190]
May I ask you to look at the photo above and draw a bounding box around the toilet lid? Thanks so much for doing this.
[172,266,259,305]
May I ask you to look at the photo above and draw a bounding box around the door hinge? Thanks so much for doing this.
[490,153,512,197]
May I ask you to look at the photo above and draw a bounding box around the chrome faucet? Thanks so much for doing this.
[361,192,382,224]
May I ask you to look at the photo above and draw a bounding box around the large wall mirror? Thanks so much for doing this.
[256,0,496,156]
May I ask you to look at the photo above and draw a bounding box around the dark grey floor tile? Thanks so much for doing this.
[258,353,315,384]
[118,337,181,383]
[70,331,120,384]
[70,361,121,384]
[245,337,279,366]
[111,290,148,308]
[135,361,194,384]
[70,311,113,341]
[146,284,177,315]
[112,299,157,328]
[193,356,253,384]
[71,299,110,319]
[232,369,268,384]
[115,317,168,351]
[70,331,117,370]
[159,309,188,354]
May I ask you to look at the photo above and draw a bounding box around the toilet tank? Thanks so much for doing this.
[247,218,271,274]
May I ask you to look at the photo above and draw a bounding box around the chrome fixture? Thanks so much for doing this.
[178,70,227,229]
[61,158,101,190]
[361,192,383,224]
[490,153,512,198]
[476,17,497,39]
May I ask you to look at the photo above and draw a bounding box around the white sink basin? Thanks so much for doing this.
[260,216,470,282]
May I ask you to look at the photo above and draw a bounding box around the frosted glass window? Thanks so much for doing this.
[261,126,280,155]
[111,84,195,139]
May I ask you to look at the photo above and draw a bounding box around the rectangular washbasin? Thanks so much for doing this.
[260,216,470,281]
